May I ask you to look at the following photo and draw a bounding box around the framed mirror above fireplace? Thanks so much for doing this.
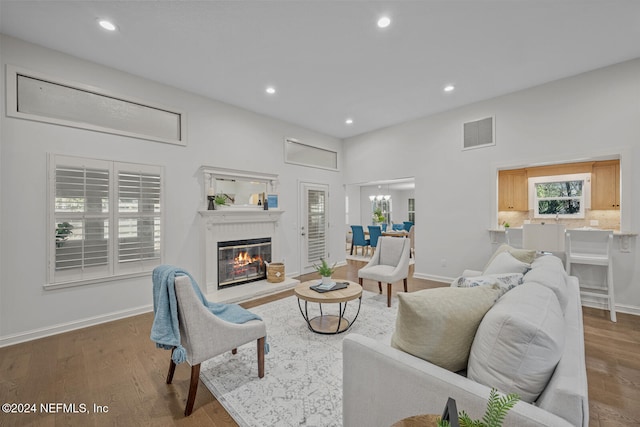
[200,166,279,209]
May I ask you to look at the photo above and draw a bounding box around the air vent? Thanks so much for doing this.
[463,116,494,150]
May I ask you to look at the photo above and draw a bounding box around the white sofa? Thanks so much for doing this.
[343,254,589,427]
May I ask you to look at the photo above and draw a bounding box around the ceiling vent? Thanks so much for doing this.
[463,116,494,150]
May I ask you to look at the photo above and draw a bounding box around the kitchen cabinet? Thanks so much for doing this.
[591,160,620,210]
[498,169,528,211]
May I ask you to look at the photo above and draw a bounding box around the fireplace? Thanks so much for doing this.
[217,237,271,289]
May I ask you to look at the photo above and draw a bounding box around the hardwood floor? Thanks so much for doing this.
[1,260,638,426]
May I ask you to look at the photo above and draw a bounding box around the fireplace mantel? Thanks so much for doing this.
[198,209,284,225]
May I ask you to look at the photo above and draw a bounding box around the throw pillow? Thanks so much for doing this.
[453,273,524,295]
[390,286,502,372]
[483,251,530,275]
[483,244,537,271]
[467,283,565,403]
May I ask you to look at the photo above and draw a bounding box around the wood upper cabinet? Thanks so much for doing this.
[591,160,620,210]
[498,169,528,211]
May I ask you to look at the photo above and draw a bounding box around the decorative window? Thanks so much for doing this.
[48,155,163,288]
[284,138,338,171]
[529,173,590,219]
[408,198,415,223]
[7,65,185,146]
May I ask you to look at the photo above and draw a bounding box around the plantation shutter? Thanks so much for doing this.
[116,168,161,273]
[307,189,327,262]
[49,155,163,287]
[54,162,110,282]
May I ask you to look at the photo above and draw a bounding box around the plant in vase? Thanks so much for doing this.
[214,194,230,207]
[437,388,520,427]
[313,258,337,285]
[372,208,385,224]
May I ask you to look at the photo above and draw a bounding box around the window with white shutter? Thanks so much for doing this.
[48,155,163,288]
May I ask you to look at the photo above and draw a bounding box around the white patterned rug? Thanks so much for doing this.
[200,290,398,427]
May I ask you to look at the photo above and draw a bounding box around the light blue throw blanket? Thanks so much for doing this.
[150,265,266,364]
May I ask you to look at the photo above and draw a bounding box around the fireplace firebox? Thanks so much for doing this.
[217,237,271,289]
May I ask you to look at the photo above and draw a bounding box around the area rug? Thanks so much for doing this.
[200,290,398,427]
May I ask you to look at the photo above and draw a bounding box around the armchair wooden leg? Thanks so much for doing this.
[257,336,265,378]
[359,278,363,287]
[378,281,382,294]
[232,348,237,355]
[403,278,408,293]
[387,283,392,307]
[166,348,177,384]
[184,364,200,416]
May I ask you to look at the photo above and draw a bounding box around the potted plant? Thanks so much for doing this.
[313,258,337,285]
[437,388,520,427]
[372,208,385,224]
[55,221,74,247]
[214,194,230,207]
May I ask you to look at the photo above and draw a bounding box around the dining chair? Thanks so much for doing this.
[403,221,414,232]
[350,225,371,256]
[358,236,411,307]
[392,223,405,231]
[368,225,383,251]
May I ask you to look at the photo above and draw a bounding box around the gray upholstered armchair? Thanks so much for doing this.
[167,275,267,416]
[358,236,411,307]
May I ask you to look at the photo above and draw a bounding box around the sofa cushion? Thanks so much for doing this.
[467,283,565,403]
[452,273,523,295]
[523,260,569,312]
[391,286,501,372]
[484,244,537,270]
[483,251,531,275]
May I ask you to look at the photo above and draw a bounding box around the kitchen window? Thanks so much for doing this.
[529,173,590,219]
[48,154,163,288]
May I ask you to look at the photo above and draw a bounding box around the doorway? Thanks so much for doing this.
[299,182,329,275]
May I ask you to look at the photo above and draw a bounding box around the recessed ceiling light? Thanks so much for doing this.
[265,86,276,95]
[98,19,117,31]
[444,84,455,92]
[345,118,353,125]
[377,16,391,28]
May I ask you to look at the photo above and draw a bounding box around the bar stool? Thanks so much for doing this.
[565,230,616,322]
[505,228,523,248]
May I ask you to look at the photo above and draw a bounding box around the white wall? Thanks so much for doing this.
[344,58,640,314]
[0,35,345,345]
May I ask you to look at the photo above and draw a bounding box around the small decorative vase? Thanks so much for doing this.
[321,276,333,285]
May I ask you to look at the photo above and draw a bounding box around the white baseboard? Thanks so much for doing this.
[0,304,152,348]
[412,272,453,284]
[580,298,640,316]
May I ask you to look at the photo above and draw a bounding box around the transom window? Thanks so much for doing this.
[48,155,163,288]
[529,173,590,219]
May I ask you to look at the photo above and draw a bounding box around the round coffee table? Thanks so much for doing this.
[294,280,362,334]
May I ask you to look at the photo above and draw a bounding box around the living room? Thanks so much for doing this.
[1,2,640,426]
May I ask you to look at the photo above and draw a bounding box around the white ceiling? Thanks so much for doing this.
[1,1,640,139]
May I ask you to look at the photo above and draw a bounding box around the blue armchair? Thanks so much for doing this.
[350,225,370,256]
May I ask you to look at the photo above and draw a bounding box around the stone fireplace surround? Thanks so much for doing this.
[199,209,299,303]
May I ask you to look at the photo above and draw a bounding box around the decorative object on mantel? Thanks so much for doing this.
[266,262,285,283]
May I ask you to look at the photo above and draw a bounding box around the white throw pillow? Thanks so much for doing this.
[391,286,501,372]
[467,283,565,403]
[483,251,531,275]
[453,273,524,295]
[483,244,537,271]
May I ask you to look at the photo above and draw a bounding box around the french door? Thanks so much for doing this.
[300,182,329,275]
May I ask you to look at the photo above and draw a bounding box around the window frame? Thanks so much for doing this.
[528,173,591,219]
[47,154,164,289]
